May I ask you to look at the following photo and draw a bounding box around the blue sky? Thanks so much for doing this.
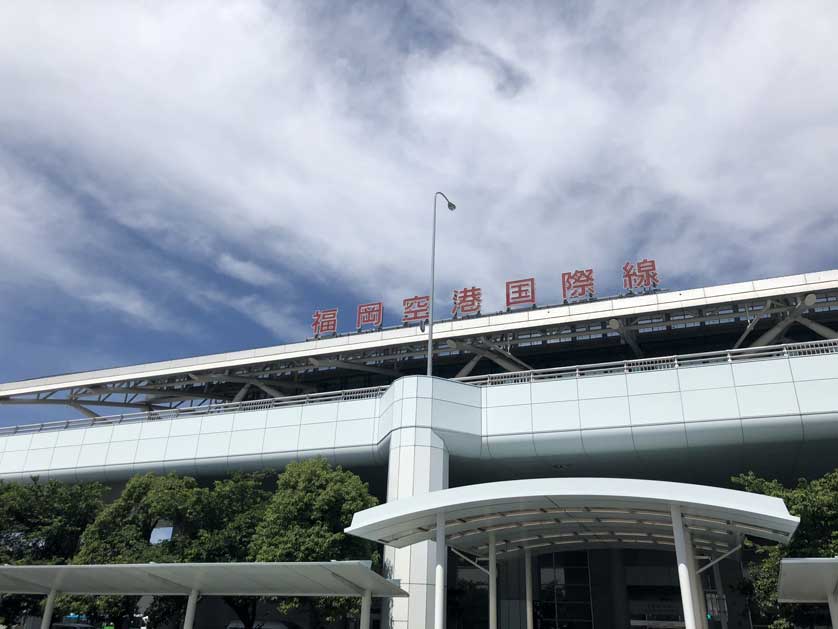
[1,1,838,424]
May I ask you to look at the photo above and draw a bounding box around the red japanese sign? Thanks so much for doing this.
[561,269,595,300]
[311,308,338,336]
[506,278,536,308]
[623,259,659,290]
[403,295,430,324]
[452,287,482,316]
[356,302,383,329]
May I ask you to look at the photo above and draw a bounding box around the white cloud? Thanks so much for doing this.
[0,0,836,335]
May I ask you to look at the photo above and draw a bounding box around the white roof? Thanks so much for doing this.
[778,558,838,603]
[2,270,836,397]
[0,561,406,598]
[346,478,799,559]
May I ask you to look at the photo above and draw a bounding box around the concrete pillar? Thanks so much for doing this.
[828,593,838,629]
[183,588,199,629]
[40,588,57,629]
[672,506,697,629]
[383,379,450,629]
[361,590,372,629]
[524,550,533,629]
[434,512,446,629]
[489,531,497,629]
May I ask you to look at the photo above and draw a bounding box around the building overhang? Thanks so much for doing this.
[346,478,799,560]
[778,557,838,604]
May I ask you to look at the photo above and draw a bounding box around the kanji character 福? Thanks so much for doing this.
[312,308,338,336]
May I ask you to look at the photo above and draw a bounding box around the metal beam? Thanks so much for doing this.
[796,316,838,340]
[308,358,399,377]
[455,354,483,378]
[733,300,771,349]
[0,398,166,411]
[480,340,532,370]
[188,373,284,398]
[750,294,817,347]
[446,340,522,373]
[68,402,100,419]
[607,319,644,358]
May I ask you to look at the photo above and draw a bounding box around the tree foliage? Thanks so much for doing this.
[250,458,379,626]
[0,480,106,625]
[733,470,838,629]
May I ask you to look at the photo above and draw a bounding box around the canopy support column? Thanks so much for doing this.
[672,505,698,629]
[525,549,534,629]
[828,593,838,629]
[183,588,199,629]
[489,530,497,629]
[40,588,57,629]
[434,512,446,629]
[360,590,372,629]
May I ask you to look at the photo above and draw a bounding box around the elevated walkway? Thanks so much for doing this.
[1,339,837,482]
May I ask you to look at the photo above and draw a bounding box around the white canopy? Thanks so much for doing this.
[346,478,799,559]
[778,558,838,603]
[0,561,406,598]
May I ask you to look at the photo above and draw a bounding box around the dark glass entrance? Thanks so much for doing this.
[534,551,593,629]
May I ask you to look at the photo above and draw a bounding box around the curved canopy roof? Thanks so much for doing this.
[346,478,799,560]
[0,561,406,598]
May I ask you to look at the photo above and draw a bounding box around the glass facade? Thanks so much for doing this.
[535,551,593,629]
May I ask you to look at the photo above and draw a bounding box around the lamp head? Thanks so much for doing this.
[447,201,456,211]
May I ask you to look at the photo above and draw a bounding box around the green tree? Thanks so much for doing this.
[70,473,203,629]
[183,471,276,629]
[0,479,106,625]
[249,458,379,627]
[733,470,838,629]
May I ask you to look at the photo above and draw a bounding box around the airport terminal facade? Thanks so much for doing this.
[2,270,838,629]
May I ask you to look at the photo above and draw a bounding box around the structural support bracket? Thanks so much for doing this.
[697,544,742,575]
[450,547,490,576]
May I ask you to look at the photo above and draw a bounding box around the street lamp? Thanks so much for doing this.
[427,191,456,377]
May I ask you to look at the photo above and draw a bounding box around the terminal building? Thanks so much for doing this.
[2,270,838,629]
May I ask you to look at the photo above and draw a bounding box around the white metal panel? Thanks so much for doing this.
[682,388,739,422]
[795,379,838,414]
[733,360,793,387]
[578,374,628,399]
[233,410,267,431]
[789,354,838,382]
[106,440,139,466]
[133,438,168,464]
[487,405,533,435]
[196,432,231,459]
[736,383,800,417]
[629,392,684,426]
[530,379,578,403]
[266,406,302,427]
[677,364,735,391]
[485,383,531,407]
[627,370,680,396]
[228,429,265,457]
[531,400,581,433]
[262,426,300,453]
[30,431,59,449]
[579,397,631,429]
[200,414,234,434]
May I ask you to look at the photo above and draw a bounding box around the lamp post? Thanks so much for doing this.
[427,191,456,377]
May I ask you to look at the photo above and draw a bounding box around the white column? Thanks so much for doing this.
[361,590,372,629]
[685,533,707,628]
[40,588,57,629]
[525,549,534,629]
[183,588,199,629]
[828,593,838,629]
[434,512,446,629]
[384,378,450,629]
[712,562,728,629]
[671,506,697,629]
[489,531,497,629]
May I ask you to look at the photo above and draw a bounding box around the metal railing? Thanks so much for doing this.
[454,338,838,387]
[1,338,836,437]
[0,385,389,436]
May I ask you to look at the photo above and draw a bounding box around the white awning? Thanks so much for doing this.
[778,558,838,603]
[0,561,406,598]
[346,478,799,559]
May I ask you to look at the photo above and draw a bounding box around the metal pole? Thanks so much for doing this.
[427,194,439,377]
[434,512,446,629]
[183,588,199,629]
[671,506,697,629]
[489,531,497,629]
[40,588,57,629]
[525,549,534,629]
[712,562,728,629]
[360,589,372,629]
